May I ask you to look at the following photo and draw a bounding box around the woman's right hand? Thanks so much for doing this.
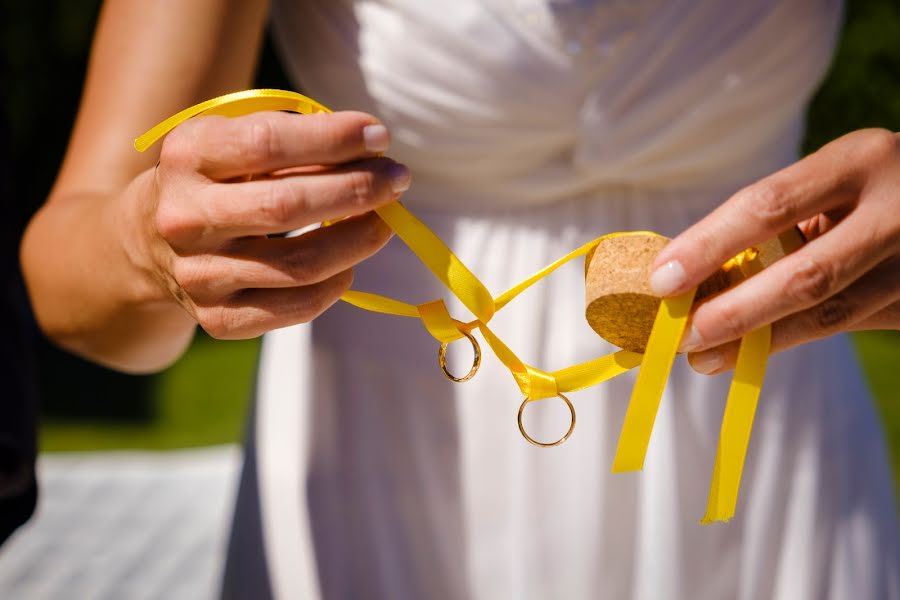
[128,109,409,339]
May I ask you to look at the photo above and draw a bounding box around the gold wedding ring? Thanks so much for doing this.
[438,330,482,382]
[517,393,577,447]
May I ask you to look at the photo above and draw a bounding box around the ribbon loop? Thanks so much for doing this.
[376,202,496,323]
[417,299,464,343]
[515,367,559,401]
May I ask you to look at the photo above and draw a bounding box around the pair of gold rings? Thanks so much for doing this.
[437,332,576,447]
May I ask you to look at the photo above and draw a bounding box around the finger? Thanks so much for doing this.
[680,205,895,352]
[209,157,409,237]
[649,137,870,297]
[688,256,900,374]
[770,256,900,349]
[687,339,741,376]
[853,300,900,331]
[159,157,409,247]
[196,269,354,340]
[174,213,391,300]
[161,110,391,180]
[797,203,857,242]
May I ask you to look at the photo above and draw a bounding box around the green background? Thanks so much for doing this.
[1,1,898,487]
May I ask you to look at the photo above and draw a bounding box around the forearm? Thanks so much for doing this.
[18,0,270,372]
[21,170,195,373]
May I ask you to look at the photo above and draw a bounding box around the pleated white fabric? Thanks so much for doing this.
[222,1,900,598]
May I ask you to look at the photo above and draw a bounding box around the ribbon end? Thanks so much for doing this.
[700,515,731,525]
[134,136,151,153]
[611,452,644,473]
[700,506,733,524]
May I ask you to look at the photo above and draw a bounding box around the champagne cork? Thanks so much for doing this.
[584,229,805,353]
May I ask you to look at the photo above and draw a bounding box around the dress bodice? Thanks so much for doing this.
[272,0,842,209]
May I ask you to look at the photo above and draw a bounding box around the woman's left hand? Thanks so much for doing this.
[648,128,900,375]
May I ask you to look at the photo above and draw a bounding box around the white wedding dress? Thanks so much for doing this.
[222,1,900,598]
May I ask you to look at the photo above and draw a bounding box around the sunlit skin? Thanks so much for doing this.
[19,0,403,372]
[20,0,900,377]
[650,129,900,374]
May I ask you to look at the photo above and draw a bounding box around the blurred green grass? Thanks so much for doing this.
[853,332,900,485]
[40,335,259,451]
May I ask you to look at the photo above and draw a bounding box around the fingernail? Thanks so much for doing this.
[363,124,390,153]
[679,325,705,353]
[689,349,724,375]
[650,260,687,296]
[389,163,411,193]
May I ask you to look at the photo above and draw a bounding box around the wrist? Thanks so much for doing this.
[21,179,197,372]
[113,168,184,311]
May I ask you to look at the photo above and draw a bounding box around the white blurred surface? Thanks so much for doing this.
[0,446,240,600]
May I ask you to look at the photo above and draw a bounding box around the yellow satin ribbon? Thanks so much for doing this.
[135,89,771,523]
[702,249,771,523]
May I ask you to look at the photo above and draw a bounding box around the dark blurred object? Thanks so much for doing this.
[1,0,155,424]
[803,0,900,152]
[0,76,38,544]
[0,1,295,427]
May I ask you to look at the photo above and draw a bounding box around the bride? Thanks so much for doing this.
[21,1,900,598]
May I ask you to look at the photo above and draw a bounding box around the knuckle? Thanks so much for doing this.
[300,273,351,322]
[813,295,856,332]
[158,128,197,171]
[312,113,347,150]
[297,305,321,324]
[171,257,211,292]
[856,128,898,163]
[170,260,197,291]
[335,268,354,292]
[200,303,260,340]
[687,227,719,266]
[154,202,195,244]
[344,215,390,258]
[291,293,321,323]
[308,285,336,319]
[312,112,365,152]
[282,247,319,284]
[258,182,294,225]
[243,118,280,164]
[707,300,746,341]
[363,216,391,250]
[197,306,233,339]
[787,258,835,305]
[738,181,794,228]
[879,301,900,327]
[347,169,378,209]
